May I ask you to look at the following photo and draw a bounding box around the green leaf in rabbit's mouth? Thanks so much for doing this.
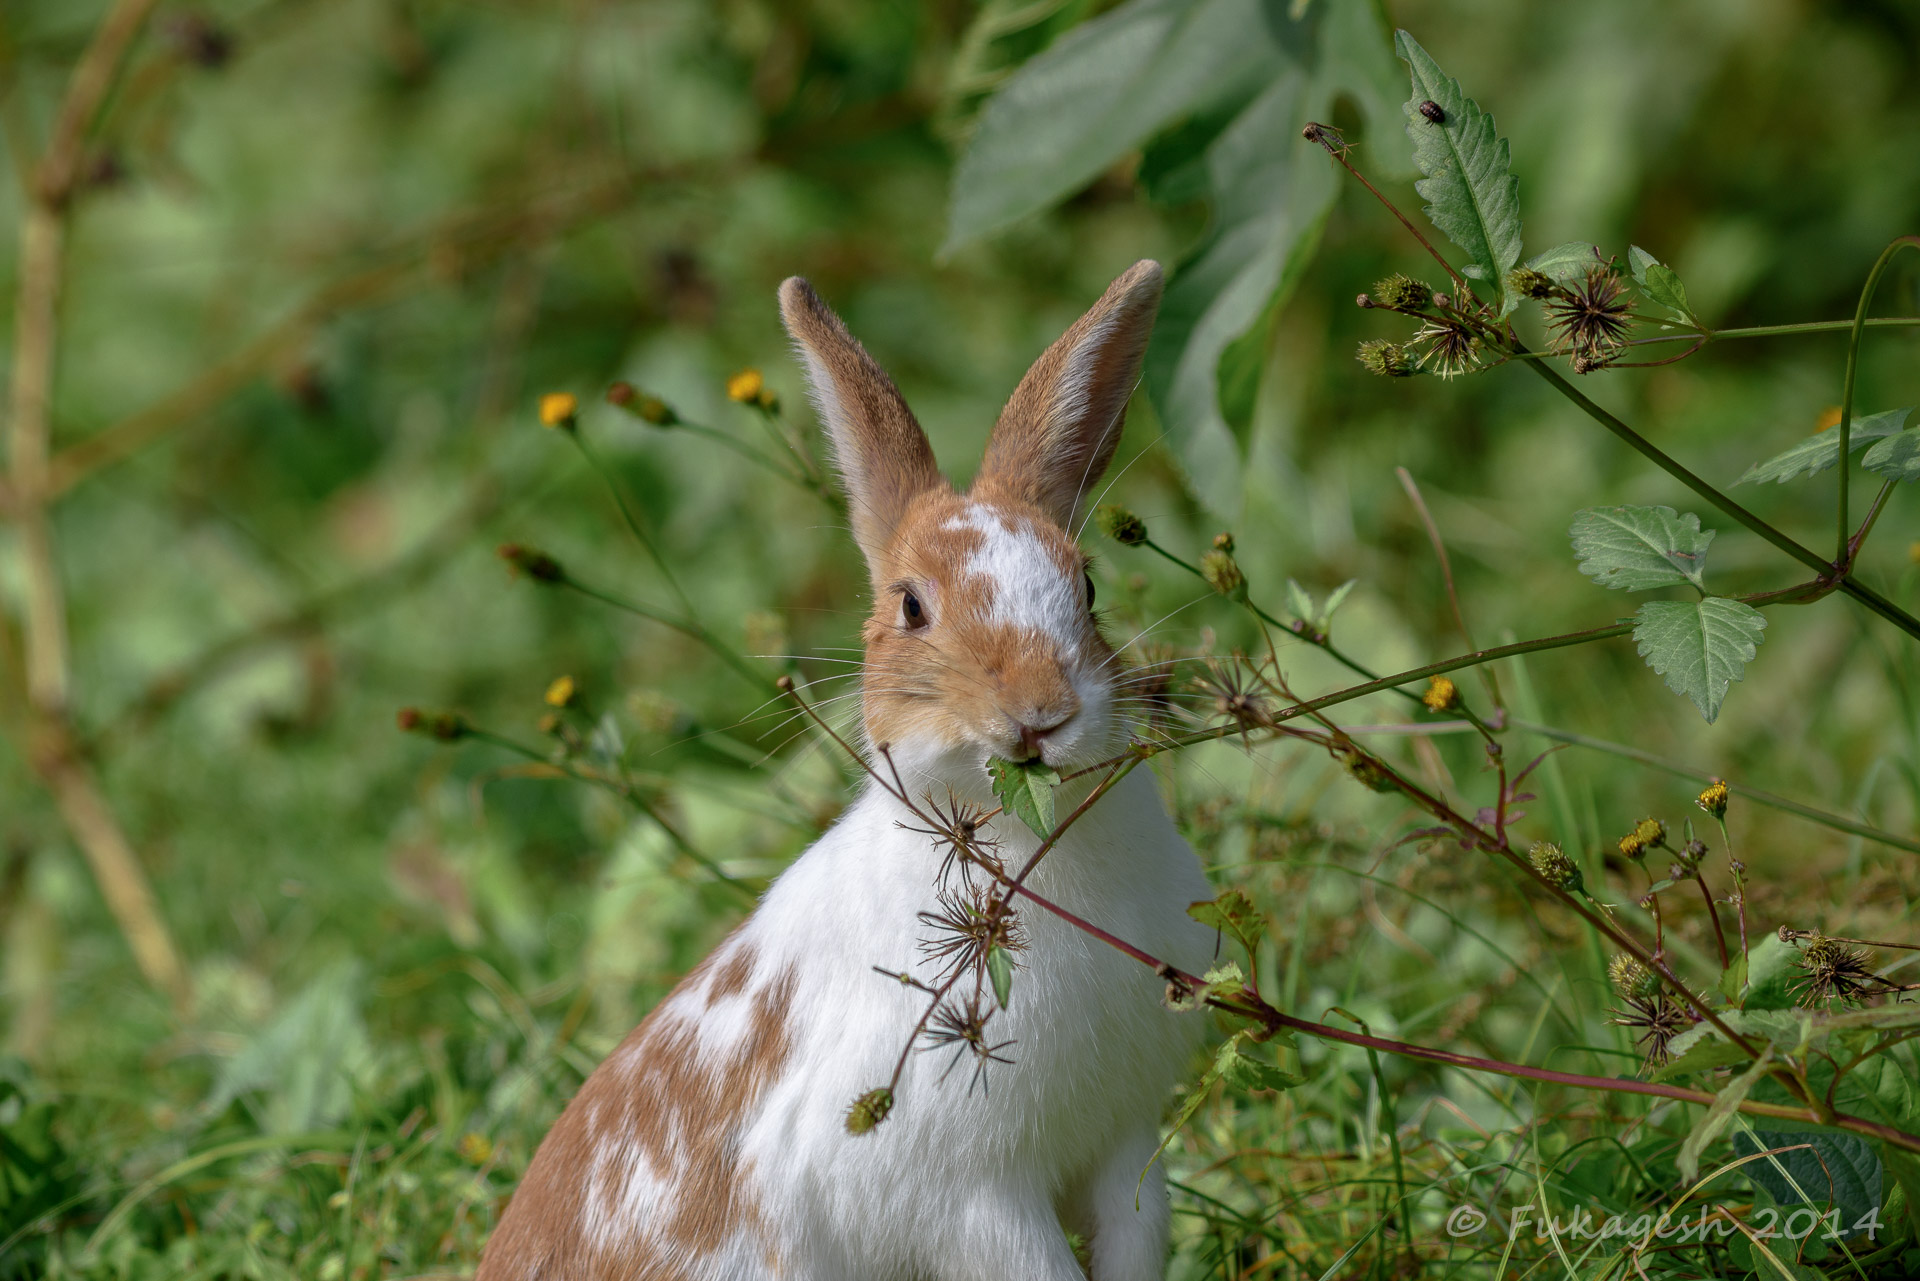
[988,756,1062,839]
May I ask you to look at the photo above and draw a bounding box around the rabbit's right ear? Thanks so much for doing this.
[779,278,943,567]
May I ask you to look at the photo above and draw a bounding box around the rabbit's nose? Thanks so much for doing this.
[1014,712,1071,760]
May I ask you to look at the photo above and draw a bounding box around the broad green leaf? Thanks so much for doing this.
[1395,30,1523,315]
[944,0,1285,252]
[1525,241,1602,283]
[948,0,1406,514]
[1734,1125,1882,1223]
[1741,931,1805,1012]
[1861,426,1920,480]
[1650,1036,1753,1082]
[1627,244,1694,325]
[1736,407,1914,485]
[987,757,1061,838]
[1187,888,1266,960]
[986,944,1014,1010]
[1677,1047,1772,1183]
[1569,505,1715,591]
[1633,598,1766,723]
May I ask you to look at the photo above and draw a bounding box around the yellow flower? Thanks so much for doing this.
[727,369,765,403]
[456,1132,493,1164]
[544,675,576,707]
[538,391,579,429]
[1696,780,1729,819]
[1422,674,1457,712]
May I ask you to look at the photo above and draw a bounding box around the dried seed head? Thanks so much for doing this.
[1356,340,1417,377]
[1507,267,1556,299]
[1200,550,1246,600]
[1546,267,1632,362]
[844,1087,894,1135]
[1528,841,1583,894]
[538,392,579,429]
[1634,817,1666,847]
[1411,319,1483,379]
[497,543,565,583]
[1609,992,1689,1069]
[1570,352,1611,375]
[1696,780,1729,819]
[1422,674,1458,712]
[1680,838,1708,867]
[1095,505,1149,547]
[1793,935,1878,1009]
[1356,293,1375,309]
[1372,274,1434,310]
[1608,954,1659,1001]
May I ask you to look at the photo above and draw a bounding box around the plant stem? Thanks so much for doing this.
[1519,350,1920,640]
[1836,237,1920,561]
[556,572,767,691]
[1621,317,1920,346]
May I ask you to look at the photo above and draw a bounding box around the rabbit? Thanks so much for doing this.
[476,259,1217,1281]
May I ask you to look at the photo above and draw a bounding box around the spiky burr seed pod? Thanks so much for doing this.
[1200,549,1245,600]
[843,1087,894,1135]
[1608,954,1660,1001]
[1371,273,1433,310]
[1528,841,1583,895]
[1356,339,1416,377]
[1507,267,1556,299]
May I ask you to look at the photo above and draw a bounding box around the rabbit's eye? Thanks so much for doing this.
[1084,572,1096,609]
[901,590,928,629]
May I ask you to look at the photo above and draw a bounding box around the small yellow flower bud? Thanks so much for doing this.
[538,391,579,429]
[1608,954,1659,1001]
[1695,780,1729,819]
[1212,531,1235,553]
[1617,831,1646,860]
[1634,816,1666,847]
[545,675,576,708]
[1422,674,1457,712]
[727,369,765,403]
[456,1132,493,1164]
[1200,550,1245,600]
[1528,840,1582,894]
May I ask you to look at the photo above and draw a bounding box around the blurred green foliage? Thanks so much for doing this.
[3,0,1920,1277]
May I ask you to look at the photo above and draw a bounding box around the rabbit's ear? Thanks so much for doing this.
[971,260,1162,527]
[779,277,944,566]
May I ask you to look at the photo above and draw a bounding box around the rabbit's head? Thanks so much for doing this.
[779,261,1162,787]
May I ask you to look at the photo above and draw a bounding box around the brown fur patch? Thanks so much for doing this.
[475,943,797,1280]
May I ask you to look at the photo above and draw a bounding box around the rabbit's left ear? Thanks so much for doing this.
[971,259,1163,527]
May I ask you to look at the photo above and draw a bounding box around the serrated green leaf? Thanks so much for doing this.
[1188,889,1266,960]
[1319,579,1357,626]
[1627,244,1694,324]
[1633,598,1766,723]
[1569,505,1715,591]
[1736,407,1914,485]
[1395,30,1523,315]
[1525,241,1602,283]
[1285,578,1316,624]
[1678,1047,1773,1184]
[987,757,1061,838]
[1216,1028,1306,1092]
[1861,426,1920,481]
[986,944,1014,1010]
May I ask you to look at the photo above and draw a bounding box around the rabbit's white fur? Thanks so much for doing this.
[478,261,1215,1280]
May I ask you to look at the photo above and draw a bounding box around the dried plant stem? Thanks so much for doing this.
[6,0,190,1012]
[1397,466,1502,709]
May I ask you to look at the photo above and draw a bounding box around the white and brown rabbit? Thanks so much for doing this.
[476,260,1215,1281]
